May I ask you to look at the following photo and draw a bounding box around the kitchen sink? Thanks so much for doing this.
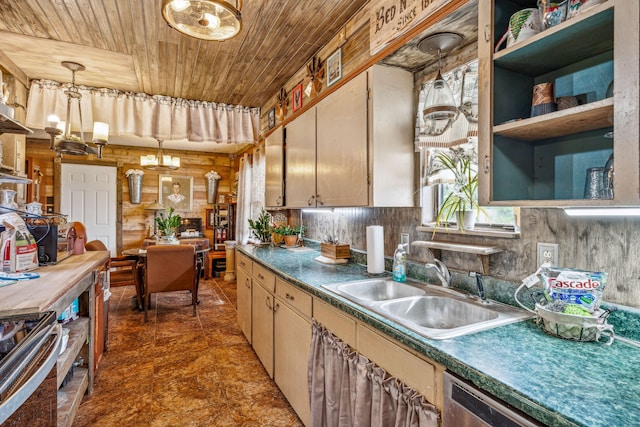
[322,279,531,340]
[329,279,426,302]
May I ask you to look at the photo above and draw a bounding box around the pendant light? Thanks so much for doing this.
[140,140,181,171]
[162,0,242,41]
[418,32,463,136]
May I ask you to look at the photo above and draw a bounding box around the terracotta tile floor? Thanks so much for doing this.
[72,278,303,427]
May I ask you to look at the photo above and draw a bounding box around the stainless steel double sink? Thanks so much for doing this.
[322,278,531,340]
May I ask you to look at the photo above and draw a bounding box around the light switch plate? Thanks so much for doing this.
[537,242,558,266]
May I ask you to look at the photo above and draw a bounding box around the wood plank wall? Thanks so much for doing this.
[24,139,235,251]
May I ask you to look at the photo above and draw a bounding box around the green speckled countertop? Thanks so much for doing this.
[238,244,640,427]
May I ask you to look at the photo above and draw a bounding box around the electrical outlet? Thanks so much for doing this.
[537,243,559,266]
[401,233,410,254]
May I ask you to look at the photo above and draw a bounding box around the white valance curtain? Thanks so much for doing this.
[25,79,260,144]
[308,320,439,427]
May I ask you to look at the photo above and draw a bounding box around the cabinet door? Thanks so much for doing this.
[274,298,311,426]
[252,281,274,377]
[285,108,317,208]
[265,126,285,207]
[236,267,252,343]
[316,72,368,207]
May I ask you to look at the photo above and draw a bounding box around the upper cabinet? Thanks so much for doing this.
[265,126,284,207]
[283,64,414,209]
[478,1,639,206]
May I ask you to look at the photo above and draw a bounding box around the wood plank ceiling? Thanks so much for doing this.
[0,0,368,109]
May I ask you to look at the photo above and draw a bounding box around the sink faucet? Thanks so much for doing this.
[469,271,487,302]
[425,259,451,288]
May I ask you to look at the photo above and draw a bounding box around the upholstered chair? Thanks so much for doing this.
[143,244,199,322]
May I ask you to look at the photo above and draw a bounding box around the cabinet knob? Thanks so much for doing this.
[257,273,264,280]
[276,196,282,205]
[273,302,280,312]
[316,194,324,206]
[266,296,272,310]
[245,278,251,289]
[285,292,294,301]
[307,195,315,206]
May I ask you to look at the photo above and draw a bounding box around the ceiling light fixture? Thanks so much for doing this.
[140,139,181,171]
[418,32,463,136]
[162,0,242,41]
[44,61,109,158]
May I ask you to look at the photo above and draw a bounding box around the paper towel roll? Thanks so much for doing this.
[366,225,385,274]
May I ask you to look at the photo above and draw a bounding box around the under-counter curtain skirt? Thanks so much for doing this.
[308,320,439,427]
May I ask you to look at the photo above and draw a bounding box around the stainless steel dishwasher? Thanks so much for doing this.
[443,372,543,427]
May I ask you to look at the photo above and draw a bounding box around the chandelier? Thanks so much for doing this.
[44,61,109,158]
[161,0,242,41]
[140,140,180,171]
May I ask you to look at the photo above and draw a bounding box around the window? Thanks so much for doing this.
[417,60,518,232]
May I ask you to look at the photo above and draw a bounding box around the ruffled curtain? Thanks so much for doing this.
[308,320,440,427]
[26,79,259,144]
[234,148,266,245]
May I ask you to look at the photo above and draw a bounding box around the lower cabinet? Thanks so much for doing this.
[252,281,275,377]
[236,265,252,343]
[274,279,312,426]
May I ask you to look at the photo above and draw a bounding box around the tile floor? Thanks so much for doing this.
[72,278,303,427]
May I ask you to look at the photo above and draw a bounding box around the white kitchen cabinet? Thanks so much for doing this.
[478,1,640,206]
[283,64,414,208]
[274,279,312,426]
[265,126,285,207]
[284,107,316,208]
[252,280,275,378]
[235,257,252,343]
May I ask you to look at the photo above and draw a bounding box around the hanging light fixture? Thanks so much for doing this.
[44,61,109,158]
[140,139,181,171]
[418,32,463,136]
[162,0,242,41]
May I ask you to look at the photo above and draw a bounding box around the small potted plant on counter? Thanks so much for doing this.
[248,208,273,245]
[273,224,306,247]
[156,207,181,243]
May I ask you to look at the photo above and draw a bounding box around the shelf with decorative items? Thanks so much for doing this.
[478,0,639,206]
[208,199,235,251]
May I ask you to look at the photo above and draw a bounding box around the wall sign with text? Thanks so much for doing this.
[369,0,452,55]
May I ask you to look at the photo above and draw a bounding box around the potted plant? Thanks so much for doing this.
[248,209,273,245]
[156,207,181,242]
[273,224,306,247]
[434,149,483,232]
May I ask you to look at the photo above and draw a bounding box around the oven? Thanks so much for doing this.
[0,311,61,426]
[443,372,542,427]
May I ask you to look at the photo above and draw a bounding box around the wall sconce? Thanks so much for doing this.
[418,32,463,136]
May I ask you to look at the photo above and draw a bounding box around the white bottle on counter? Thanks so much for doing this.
[392,244,406,282]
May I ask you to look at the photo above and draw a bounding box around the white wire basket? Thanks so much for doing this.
[535,304,614,345]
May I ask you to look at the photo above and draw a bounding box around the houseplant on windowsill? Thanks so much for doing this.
[248,208,273,245]
[434,148,483,232]
[156,207,181,243]
[273,224,306,247]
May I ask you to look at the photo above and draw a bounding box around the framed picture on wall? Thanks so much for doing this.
[205,208,214,229]
[267,107,276,129]
[159,175,193,211]
[327,48,342,87]
[292,83,303,112]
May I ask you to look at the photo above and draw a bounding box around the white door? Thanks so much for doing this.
[60,163,117,255]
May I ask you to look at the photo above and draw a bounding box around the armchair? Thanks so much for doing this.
[85,240,143,309]
[144,244,199,322]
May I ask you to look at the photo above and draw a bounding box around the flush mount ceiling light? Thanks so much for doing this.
[162,0,242,41]
[418,32,463,136]
[140,139,181,171]
[44,61,109,158]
